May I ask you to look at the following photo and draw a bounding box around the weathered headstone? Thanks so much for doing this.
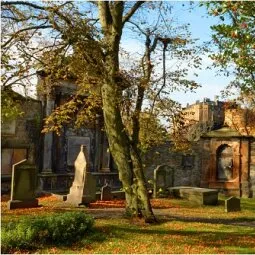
[225,196,241,212]
[153,165,174,198]
[7,159,39,210]
[66,145,96,206]
[101,183,112,201]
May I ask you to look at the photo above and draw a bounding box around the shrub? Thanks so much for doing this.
[1,211,94,253]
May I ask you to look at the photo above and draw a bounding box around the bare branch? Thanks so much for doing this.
[2,24,52,48]
[2,72,37,88]
[2,1,45,10]
[122,1,145,25]
[128,20,146,36]
[1,14,44,22]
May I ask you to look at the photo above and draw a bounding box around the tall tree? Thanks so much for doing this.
[1,1,156,222]
[1,1,202,222]
[97,1,157,222]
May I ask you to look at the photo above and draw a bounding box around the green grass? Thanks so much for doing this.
[1,195,255,254]
[38,219,255,254]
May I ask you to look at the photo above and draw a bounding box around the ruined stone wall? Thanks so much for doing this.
[143,141,202,188]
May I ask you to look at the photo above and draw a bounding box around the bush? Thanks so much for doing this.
[1,211,94,253]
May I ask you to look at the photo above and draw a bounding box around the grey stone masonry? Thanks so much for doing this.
[225,196,241,212]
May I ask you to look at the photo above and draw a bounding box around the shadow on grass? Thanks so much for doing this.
[98,223,255,253]
[156,214,255,227]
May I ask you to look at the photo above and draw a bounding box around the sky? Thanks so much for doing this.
[121,1,234,106]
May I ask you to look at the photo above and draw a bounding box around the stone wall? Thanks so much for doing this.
[144,135,255,198]
[143,141,202,189]
[1,96,42,193]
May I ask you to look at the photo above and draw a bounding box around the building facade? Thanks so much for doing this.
[1,90,42,193]
[181,97,225,129]
[37,73,121,193]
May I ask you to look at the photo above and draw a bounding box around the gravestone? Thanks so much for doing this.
[101,183,112,201]
[225,196,241,212]
[66,145,96,206]
[153,165,174,198]
[7,159,39,210]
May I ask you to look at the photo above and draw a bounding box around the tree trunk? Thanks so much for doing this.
[101,81,135,215]
[101,80,155,222]
[98,1,156,222]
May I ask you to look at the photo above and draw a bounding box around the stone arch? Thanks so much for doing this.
[216,144,233,180]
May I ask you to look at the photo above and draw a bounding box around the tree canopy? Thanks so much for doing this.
[203,1,255,102]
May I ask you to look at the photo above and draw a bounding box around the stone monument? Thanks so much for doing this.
[7,159,39,209]
[66,145,96,206]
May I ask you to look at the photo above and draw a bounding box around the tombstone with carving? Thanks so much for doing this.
[7,159,39,209]
[66,145,96,206]
[153,165,174,198]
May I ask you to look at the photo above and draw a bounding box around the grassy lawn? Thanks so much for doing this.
[1,195,255,254]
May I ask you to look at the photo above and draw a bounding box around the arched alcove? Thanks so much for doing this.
[216,144,233,180]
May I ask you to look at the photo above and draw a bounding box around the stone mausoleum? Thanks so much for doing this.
[36,72,121,193]
[200,127,253,197]
[1,74,121,194]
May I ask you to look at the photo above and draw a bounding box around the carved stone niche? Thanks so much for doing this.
[201,127,253,197]
[216,144,233,181]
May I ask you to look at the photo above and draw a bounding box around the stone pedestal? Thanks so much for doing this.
[67,173,96,205]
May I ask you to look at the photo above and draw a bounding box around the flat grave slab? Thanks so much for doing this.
[168,186,219,205]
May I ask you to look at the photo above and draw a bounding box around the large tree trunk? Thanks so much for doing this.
[101,81,136,215]
[98,1,156,222]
